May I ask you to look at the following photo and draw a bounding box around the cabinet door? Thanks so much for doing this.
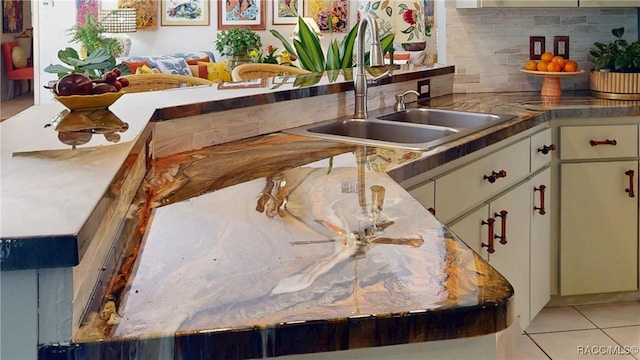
[488,181,532,331]
[448,205,489,255]
[560,161,639,295]
[448,180,532,330]
[408,180,435,216]
[579,0,639,6]
[529,168,551,323]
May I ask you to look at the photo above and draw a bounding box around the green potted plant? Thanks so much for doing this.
[67,13,123,59]
[215,27,262,69]
[588,27,640,100]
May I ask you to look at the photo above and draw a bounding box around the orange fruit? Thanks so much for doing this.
[537,61,549,71]
[551,55,566,68]
[524,59,538,71]
[563,60,579,72]
[540,52,554,63]
[547,61,562,72]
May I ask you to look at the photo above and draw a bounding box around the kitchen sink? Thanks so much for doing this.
[377,108,517,130]
[284,108,517,151]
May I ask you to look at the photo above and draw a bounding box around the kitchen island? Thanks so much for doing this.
[2,65,640,359]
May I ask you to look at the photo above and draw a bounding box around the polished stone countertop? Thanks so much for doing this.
[0,65,451,270]
[66,92,640,358]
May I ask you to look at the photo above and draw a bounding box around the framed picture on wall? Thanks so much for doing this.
[272,0,303,25]
[161,0,209,26]
[306,0,348,33]
[218,0,266,30]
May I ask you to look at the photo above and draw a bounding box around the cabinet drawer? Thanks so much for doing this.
[530,128,554,172]
[560,125,638,160]
[435,138,530,223]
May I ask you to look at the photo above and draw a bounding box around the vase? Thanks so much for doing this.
[228,55,252,70]
[590,70,640,100]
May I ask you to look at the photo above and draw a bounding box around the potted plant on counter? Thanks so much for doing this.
[215,27,262,69]
[589,27,640,100]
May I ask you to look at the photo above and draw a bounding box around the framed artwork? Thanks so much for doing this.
[119,0,159,30]
[161,0,209,26]
[2,0,22,33]
[272,0,302,25]
[75,0,99,27]
[306,0,348,33]
[218,0,266,30]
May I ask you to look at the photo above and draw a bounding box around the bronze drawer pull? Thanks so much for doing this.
[483,170,507,183]
[589,139,617,146]
[537,144,556,155]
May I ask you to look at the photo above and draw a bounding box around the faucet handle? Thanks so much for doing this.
[394,90,420,111]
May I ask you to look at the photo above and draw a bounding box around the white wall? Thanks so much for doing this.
[35,0,440,104]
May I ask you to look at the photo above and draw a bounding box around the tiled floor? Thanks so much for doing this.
[516,300,640,359]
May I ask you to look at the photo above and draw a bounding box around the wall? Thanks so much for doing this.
[36,0,439,104]
[0,0,32,101]
[444,5,638,93]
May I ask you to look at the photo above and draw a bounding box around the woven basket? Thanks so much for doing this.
[590,70,640,100]
[231,63,311,82]
[121,74,214,93]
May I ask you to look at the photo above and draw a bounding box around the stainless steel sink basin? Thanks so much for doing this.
[377,108,516,130]
[284,108,517,151]
[307,120,458,144]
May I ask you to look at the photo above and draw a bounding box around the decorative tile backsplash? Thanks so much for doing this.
[153,73,454,158]
[446,7,638,93]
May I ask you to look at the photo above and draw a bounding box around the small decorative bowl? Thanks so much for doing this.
[54,91,124,111]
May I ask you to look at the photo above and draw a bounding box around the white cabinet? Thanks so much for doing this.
[449,179,532,330]
[559,124,639,296]
[448,167,551,330]
[404,125,554,331]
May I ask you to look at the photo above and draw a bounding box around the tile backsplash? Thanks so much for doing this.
[446,7,638,93]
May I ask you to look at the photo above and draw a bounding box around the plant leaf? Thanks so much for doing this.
[297,16,325,71]
[339,22,359,68]
[325,40,341,70]
[270,29,298,59]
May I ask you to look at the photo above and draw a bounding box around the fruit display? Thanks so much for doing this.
[52,68,130,96]
[523,52,579,73]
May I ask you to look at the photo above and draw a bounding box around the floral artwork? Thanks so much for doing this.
[356,1,429,43]
[307,0,348,33]
[119,0,158,30]
[272,0,302,25]
[161,0,209,26]
[2,0,22,33]
[75,0,98,27]
[218,0,266,30]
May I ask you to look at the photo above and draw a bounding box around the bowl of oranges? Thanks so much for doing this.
[521,52,584,97]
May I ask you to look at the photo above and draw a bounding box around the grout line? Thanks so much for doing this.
[572,305,602,329]
[524,333,553,360]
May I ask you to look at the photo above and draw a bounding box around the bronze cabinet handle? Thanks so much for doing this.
[494,210,508,245]
[589,139,617,146]
[534,185,547,215]
[481,217,496,254]
[625,170,635,198]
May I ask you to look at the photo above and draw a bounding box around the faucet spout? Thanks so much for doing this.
[353,13,385,120]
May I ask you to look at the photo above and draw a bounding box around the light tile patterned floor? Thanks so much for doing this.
[520,300,640,360]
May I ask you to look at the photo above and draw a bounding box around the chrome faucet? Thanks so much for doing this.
[353,13,385,119]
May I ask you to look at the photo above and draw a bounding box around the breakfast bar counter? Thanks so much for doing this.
[3,65,640,358]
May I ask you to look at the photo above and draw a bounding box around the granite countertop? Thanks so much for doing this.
[66,92,640,358]
[0,65,451,271]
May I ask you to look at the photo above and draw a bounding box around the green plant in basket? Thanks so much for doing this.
[589,27,640,72]
[215,27,262,57]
